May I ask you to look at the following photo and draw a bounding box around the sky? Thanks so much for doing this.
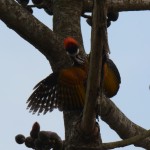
[0,4,150,150]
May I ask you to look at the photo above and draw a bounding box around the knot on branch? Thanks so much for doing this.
[15,122,64,150]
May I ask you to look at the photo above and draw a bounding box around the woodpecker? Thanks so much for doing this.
[27,37,121,115]
[27,37,88,114]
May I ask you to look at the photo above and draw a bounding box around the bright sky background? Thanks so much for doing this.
[0,3,150,150]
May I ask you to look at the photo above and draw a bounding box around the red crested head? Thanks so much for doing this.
[64,37,79,56]
[64,37,85,65]
[64,37,79,48]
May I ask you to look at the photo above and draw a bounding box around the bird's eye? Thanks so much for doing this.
[66,47,79,57]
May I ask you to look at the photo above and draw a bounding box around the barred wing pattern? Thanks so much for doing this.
[27,73,59,115]
[27,67,87,115]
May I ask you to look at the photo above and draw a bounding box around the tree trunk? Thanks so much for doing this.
[1,0,150,149]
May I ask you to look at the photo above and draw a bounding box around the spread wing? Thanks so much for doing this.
[27,67,87,115]
[26,72,59,115]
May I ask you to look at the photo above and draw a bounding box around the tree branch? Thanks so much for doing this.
[99,96,150,149]
[83,0,150,12]
[103,129,150,149]
[2,1,150,149]
[52,0,84,52]
[0,0,70,71]
[81,0,107,135]
[66,129,150,150]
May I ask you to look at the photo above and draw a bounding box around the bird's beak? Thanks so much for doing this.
[74,54,85,65]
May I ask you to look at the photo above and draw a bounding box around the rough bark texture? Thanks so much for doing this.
[1,0,150,149]
[83,0,150,12]
[0,0,71,71]
[100,96,150,149]
[53,0,85,55]
[81,0,107,135]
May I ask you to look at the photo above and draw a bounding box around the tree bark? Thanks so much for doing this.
[52,1,103,149]
[100,96,150,149]
[81,0,107,135]
[0,0,71,71]
[1,0,150,149]
[83,0,150,12]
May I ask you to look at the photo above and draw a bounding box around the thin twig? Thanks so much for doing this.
[102,130,150,149]
[66,130,150,149]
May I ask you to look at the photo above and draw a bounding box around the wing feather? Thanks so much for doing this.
[27,73,59,114]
